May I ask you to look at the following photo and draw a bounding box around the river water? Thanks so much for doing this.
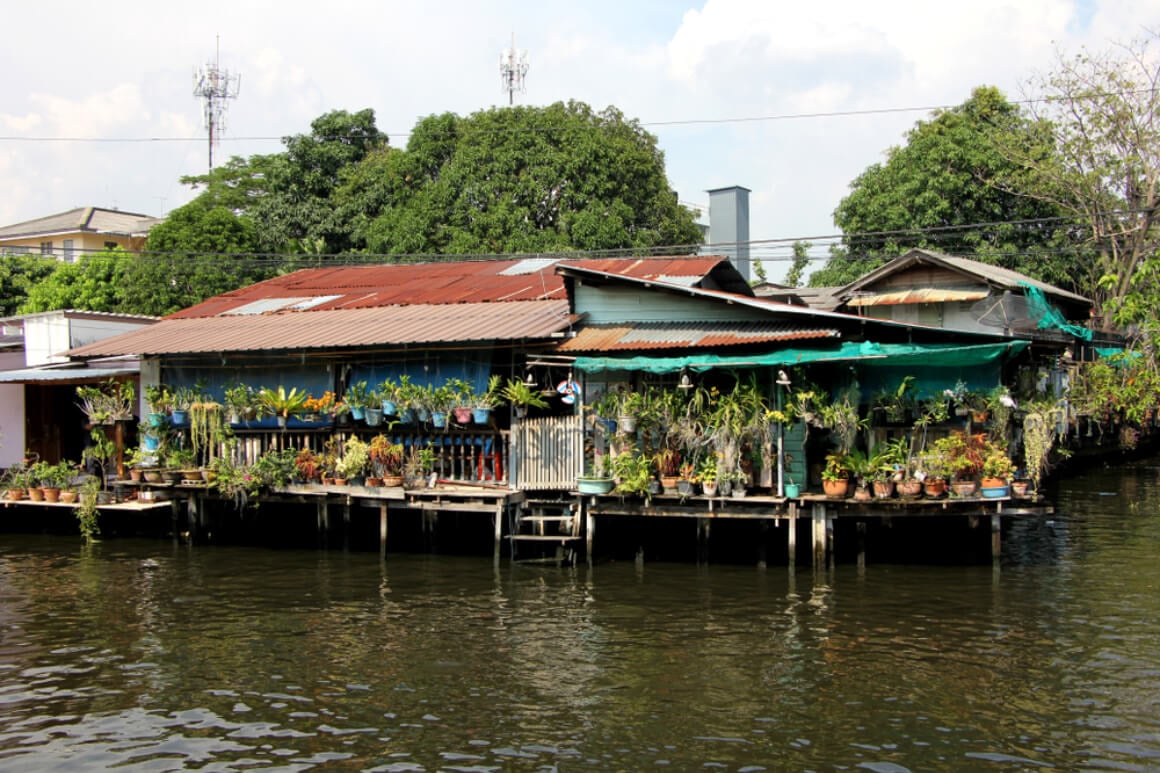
[1,458,1159,771]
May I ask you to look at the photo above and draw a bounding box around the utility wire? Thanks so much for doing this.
[0,89,1153,145]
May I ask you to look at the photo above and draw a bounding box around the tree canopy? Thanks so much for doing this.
[1013,36,1160,332]
[355,102,702,254]
[810,86,1065,287]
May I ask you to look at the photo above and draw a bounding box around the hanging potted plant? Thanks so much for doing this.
[344,381,371,421]
[377,376,400,416]
[429,383,455,429]
[444,378,476,424]
[501,377,549,419]
[145,384,174,426]
[472,375,504,424]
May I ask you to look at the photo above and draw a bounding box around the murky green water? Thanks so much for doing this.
[1,459,1159,770]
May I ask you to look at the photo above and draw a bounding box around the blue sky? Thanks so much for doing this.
[0,0,1146,281]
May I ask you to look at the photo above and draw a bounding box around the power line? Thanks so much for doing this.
[0,89,1152,145]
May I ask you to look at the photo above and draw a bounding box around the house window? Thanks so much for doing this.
[63,239,75,263]
[1,246,29,256]
[917,303,944,327]
[40,241,54,256]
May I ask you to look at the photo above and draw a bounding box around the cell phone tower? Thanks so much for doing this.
[499,33,529,106]
[193,36,241,172]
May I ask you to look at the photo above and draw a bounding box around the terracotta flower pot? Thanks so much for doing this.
[896,479,923,500]
[872,479,895,499]
[822,478,850,498]
[923,479,947,498]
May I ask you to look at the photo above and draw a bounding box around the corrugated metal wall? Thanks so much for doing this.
[512,414,583,490]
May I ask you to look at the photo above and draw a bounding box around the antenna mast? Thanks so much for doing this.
[499,33,529,106]
[193,36,241,172]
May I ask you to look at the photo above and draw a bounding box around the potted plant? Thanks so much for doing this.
[39,460,75,502]
[473,375,504,424]
[145,384,174,425]
[697,454,720,497]
[369,435,405,486]
[783,473,801,499]
[403,446,437,488]
[981,442,1014,497]
[654,447,682,492]
[344,380,371,421]
[222,382,256,424]
[443,378,476,424]
[335,436,370,484]
[611,445,655,502]
[428,383,455,428]
[258,386,309,428]
[821,452,851,498]
[294,448,321,483]
[501,377,549,419]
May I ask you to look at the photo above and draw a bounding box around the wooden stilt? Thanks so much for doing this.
[493,502,503,566]
[379,503,388,561]
[757,520,768,569]
[186,497,198,543]
[585,499,595,567]
[317,501,328,548]
[697,517,710,565]
[342,501,351,552]
[856,520,867,570]
[787,502,797,566]
[826,513,836,570]
[812,502,827,567]
[991,513,1001,561]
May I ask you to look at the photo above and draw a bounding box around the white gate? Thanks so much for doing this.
[511,414,583,490]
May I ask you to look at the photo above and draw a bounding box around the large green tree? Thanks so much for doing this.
[1013,36,1160,331]
[811,86,1064,287]
[20,248,130,313]
[0,255,59,315]
[129,201,270,316]
[356,101,702,254]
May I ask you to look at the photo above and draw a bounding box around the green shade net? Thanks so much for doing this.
[574,340,1029,375]
[1021,283,1092,341]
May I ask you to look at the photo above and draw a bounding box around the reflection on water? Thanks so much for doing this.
[0,459,1159,770]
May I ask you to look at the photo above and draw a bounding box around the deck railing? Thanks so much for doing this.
[228,425,508,483]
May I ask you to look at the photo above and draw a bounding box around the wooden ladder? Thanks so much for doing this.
[509,497,581,565]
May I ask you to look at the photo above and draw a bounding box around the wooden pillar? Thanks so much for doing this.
[171,499,181,546]
[585,498,595,567]
[991,513,1001,561]
[757,520,769,569]
[787,502,797,567]
[379,503,388,561]
[856,520,867,570]
[827,513,836,570]
[493,503,504,566]
[697,517,710,565]
[811,502,827,567]
[185,496,197,544]
[317,500,328,548]
[342,500,351,553]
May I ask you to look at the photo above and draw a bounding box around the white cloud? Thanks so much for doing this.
[0,0,1148,281]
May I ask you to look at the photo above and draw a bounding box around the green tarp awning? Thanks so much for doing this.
[573,340,1030,374]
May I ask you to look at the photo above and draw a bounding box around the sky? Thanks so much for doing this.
[0,0,1149,281]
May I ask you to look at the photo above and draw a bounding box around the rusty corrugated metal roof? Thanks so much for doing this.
[168,257,732,320]
[556,321,840,352]
[846,288,989,307]
[69,300,575,358]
